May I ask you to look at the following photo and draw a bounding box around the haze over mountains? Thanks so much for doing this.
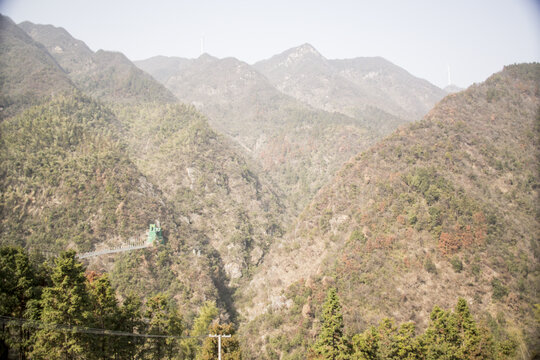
[136,43,447,211]
[1,13,538,359]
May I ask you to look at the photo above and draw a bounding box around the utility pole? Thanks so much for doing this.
[208,334,231,360]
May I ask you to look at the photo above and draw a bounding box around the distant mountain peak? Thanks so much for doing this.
[443,84,464,93]
[295,43,319,53]
[196,53,218,63]
[286,43,323,60]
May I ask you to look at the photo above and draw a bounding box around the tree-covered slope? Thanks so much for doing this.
[138,54,382,213]
[0,94,234,316]
[19,21,177,104]
[113,102,286,284]
[240,64,540,357]
[4,19,291,313]
[0,93,171,252]
[0,15,74,117]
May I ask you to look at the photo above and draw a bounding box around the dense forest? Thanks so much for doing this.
[0,246,242,360]
[0,246,522,359]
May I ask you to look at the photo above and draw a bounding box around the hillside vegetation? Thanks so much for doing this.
[240,64,540,358]
[113,102,286,284]
[137,54,384,212]
[0,93,249,320]
[19,21,177,104]
[0,15,74,117]
[0,247,243,359]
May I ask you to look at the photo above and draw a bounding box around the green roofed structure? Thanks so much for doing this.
[146,220,163,245]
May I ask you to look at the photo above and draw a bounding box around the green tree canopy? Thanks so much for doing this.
[312,287,351,359]
[0,246,41,359]
[141,293,183,360]
[31,250,92,359]
[88,272,121,360]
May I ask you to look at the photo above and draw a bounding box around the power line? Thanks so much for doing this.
[0,316,205,340]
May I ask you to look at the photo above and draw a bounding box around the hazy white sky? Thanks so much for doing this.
[1,0,539,88]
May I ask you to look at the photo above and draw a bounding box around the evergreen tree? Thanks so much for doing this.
[200,322,241,360]
[312,288,351,359]
[453,298,494,359]
[351,326,378,360]
[351,319,418,360]
[0,246,41,360]
[420,305,460,360]
[117,293,144,360]
[31,250,92,360]
[182,300,218,359]
[393,322,419,359]
[87,273,120,360]
[142,293,183,360]
[420,299,496,360]
[375,318,399,359]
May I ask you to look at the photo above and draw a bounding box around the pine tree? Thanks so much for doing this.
[351,326,378,360]
[141,293,183,360]
[352,319,419,360]
[87,273,120,360]
[313,288,351,359]
[182,300,218,359]
[420,299,496,360]
[394,322,419,359]
[375,318,399,359]
[420,305,460,360]
[117,293,144,360]
[0,246,41,359]
[31,250,92,360]
[453,298,494,359]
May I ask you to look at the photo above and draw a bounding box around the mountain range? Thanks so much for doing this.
[136,44,446,212]
[1,13,538,359]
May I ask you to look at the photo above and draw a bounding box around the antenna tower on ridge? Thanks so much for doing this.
[200,34,205,55]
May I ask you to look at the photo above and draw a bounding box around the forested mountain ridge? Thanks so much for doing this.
[1,17,288,313]
[0,92,243,314]
[3,17,289,286]
[239,63,540,358]
[19,21,177,104]
[0,14,74,118]
[137,44,445,213]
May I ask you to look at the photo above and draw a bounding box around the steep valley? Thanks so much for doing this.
[0,13,539,360]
